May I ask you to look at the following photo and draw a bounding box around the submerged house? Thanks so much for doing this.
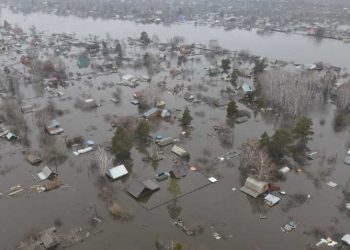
[240,177,269,198]
[106,164,129,180]
[142,107,161,119]
[46,120,64,135]
[126,179,160,199]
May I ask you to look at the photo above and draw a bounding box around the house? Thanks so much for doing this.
[156,137,174,146]
[26,151,42,165]
[46,120,64,135]
[264,194,281,207]
[240,177,269,198]
[37,166,57,181]
[106,164,128,180]
[142,107,161,119]
[171,145,187,157]
[21,104,35,113]
[170,165,187,179]
[126,179,159,199]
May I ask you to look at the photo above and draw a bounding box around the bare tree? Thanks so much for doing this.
[239,139,275,181]
[337,80,350,110]
[95,146,112,176]
[258,69,329,116]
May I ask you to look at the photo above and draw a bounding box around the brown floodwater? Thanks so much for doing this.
[0,8,350,250]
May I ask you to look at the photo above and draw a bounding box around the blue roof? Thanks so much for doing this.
[143,108,160,118]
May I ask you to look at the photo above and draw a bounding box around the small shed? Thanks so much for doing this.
[171,145,187,157]
[106,164,128,180]
[156,137,174,146]
[26,151,42,165]
[37,166,57,181]
[126,180,159,199]
[240,177,269,198]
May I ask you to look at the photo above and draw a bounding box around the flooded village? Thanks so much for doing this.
[0,1,350,250]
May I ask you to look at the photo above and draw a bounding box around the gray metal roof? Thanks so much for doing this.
[142,180,159,191]
[127,181,149,198]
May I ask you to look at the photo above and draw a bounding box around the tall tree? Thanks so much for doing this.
[221,58,231,73]
[181,107,192,127]
[111,127,133,161]
[230,68,239,87]
[293,117,313,142]
[268,128,293,159]
[115,43,123,66]
[136,120,150,143]
[140,31,151,45]
[226,100,238,119]
[260,132,270,149]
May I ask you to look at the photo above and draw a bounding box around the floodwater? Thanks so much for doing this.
[1,7,350,70]
[1,8,350,250]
